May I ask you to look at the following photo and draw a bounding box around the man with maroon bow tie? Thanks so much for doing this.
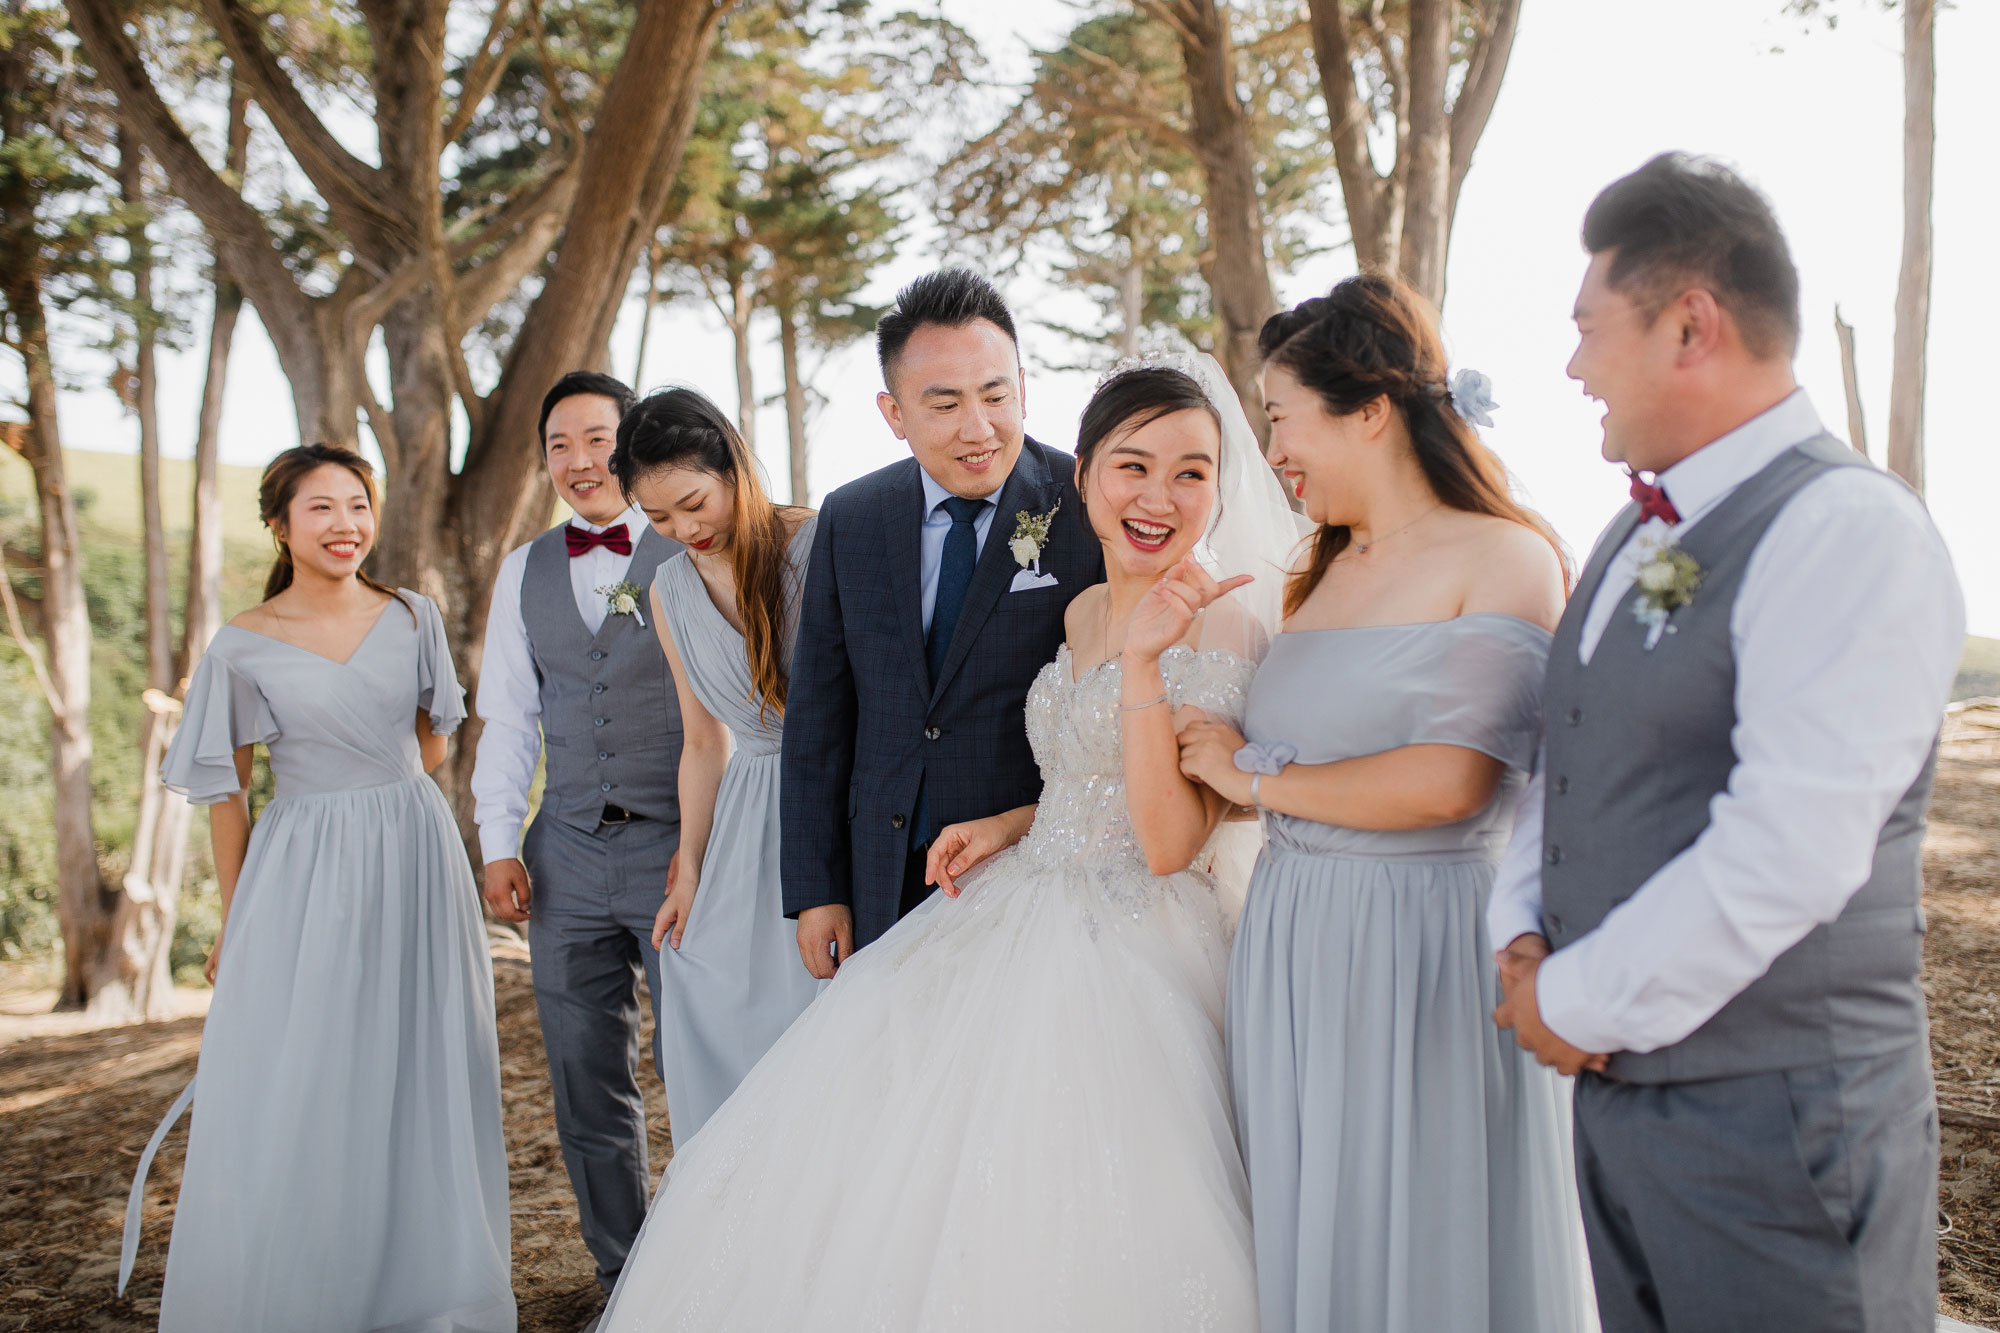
[472,370,683,1308]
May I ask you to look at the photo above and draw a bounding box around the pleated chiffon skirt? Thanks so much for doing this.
[1226,846,1592,1333]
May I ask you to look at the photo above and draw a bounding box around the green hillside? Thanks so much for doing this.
[0,446,273,546]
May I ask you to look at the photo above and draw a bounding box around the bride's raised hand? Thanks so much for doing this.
[1123,558,1253,664]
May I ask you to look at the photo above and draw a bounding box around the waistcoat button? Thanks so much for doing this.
[594,717,607,727]
[591,650,605,661]
[1555,775,1570,795]
[600,782,612,792]
[1547,913,1564,934]
[891,814,907,830]
[598,751,609,760]
[1546,846,1563,866]
[1566,708,1583,726]
[592,683,606,694]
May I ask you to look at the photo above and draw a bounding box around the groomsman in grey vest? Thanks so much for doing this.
[472,370,683,1302]
[1491,154,1964,1332]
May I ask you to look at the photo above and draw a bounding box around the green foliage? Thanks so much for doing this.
[937,2,1331,366]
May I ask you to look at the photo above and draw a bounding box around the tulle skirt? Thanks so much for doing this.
[600,844,1258,1332]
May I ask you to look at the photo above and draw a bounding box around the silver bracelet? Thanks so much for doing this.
[1119,692,1169,711]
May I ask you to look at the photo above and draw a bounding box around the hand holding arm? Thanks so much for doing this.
[1492,933,1609,1076]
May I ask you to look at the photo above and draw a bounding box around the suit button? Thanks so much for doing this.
[1554,776,1570,795]
[891,814,907,830]
[594,717,607,727]
[1546,846,1563,866]
[925,727,941,741]
[591,650,605,661]
[1565,708,1583,726]
[592,683,606,694]
[600,782,612,792]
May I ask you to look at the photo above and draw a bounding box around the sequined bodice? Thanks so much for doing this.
[1012,643,1256,873]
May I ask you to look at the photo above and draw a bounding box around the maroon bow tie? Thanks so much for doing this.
[565,523,632,558]
[1627,471,1681,526]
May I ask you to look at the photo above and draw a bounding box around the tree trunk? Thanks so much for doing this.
[1833,306,1868,460]
[182,83,249,677]
[633,242,660,387]
[731,270,757,452]
[1887,0,1933,495]
[1396,0,1453,306]
[5,275,107,1012]
[110,124,182,1022]
[1119,248,1144,359]
[1304,0,1399,272]
[1169,0,1277,439]
[778,299,809,505]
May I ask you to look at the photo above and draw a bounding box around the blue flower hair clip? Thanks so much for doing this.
[1448,368,1498,429]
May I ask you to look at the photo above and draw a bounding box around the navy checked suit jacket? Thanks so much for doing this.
[780,437,1104,949]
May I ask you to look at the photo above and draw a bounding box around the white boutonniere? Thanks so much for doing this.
[595,579,647,627]
[1009,499,1061,573]
[1629,541,1703,650]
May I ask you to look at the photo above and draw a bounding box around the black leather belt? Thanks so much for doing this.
[599,803,640,826]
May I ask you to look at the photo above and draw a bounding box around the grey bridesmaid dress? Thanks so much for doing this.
[649,517,824,1143]
[1227,614,1590,1333]
[152,591,513,1331]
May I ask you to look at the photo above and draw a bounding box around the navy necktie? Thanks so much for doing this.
[926,496,986,681]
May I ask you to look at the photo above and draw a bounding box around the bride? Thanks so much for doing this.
[598,355,1298,1332]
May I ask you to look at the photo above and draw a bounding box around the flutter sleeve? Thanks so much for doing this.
[1402,617,1552,772]
[407,591,468,737]
[1166,645,1260,732]
[161,644,279,804]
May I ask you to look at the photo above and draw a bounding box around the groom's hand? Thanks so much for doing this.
[483,858,532,923]
[1492,933,1609,1076]
[797,903,854,980]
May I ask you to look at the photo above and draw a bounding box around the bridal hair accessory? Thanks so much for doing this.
[1233,741,1296,776]
[596,579,647,627]
[1096,348,1208,388]
[1629,539,1703,650]
[1010,499,1061,570]
[1447,368,1498,427]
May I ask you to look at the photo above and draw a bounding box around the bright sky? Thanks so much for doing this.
[47,0,2000,634]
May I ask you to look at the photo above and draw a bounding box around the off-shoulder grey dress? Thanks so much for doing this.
[1227,614,1590,1333]
[152,592,514,1332]
[649,517,825,1143]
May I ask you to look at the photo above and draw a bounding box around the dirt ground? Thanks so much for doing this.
[3,708,1998,1332]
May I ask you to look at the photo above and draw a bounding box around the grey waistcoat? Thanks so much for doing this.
[1542,434,1934,1084]
[521,523,683,833]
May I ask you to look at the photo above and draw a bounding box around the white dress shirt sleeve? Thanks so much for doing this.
[471,542,546,865]
[1537,468,1966,1054]
[1488,755,1550,950]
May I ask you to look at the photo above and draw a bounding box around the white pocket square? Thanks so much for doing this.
[1009,569,1059,592]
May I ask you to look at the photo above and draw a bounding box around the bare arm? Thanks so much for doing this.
[655,586,729,888]
[204,745,255,982]
[1179,734,1504,829]
[1122,561,1248,875]
[416,708,448,773]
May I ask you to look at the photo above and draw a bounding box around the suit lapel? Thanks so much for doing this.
[930,440,1054,704]
[887,462,930,687]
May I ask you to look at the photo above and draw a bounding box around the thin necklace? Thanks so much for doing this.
[1351,502,1442,555]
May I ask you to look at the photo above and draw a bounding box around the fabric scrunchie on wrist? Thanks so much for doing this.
[1233,742,1296,776]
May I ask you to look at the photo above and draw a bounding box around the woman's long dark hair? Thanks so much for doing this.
[610,388,806,724]
[258,443,402,606]
[1259,274,1567,617]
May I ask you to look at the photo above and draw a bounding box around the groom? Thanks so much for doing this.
[1491,154,1964,1331]
[472,370,683,1302]
[782,268,1102,974]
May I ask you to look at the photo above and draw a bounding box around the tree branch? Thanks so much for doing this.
[443,0,533,145]
[1446,0,1522,219]
[1305,0,1391,269]
[200,0,406,252]
[0,550,66,723]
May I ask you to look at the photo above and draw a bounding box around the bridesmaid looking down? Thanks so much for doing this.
[148,444,513,1330]
[1176,274,1591,1333]
[610,387,823,1144]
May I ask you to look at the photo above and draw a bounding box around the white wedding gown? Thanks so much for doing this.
[600,643,1260,1332]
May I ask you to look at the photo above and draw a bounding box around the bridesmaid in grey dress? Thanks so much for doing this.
[134,445,512,1331]
[1178,276,1591,1332]
[609,388,824,1143]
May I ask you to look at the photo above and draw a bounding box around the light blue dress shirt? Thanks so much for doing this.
[918,467,997,634]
